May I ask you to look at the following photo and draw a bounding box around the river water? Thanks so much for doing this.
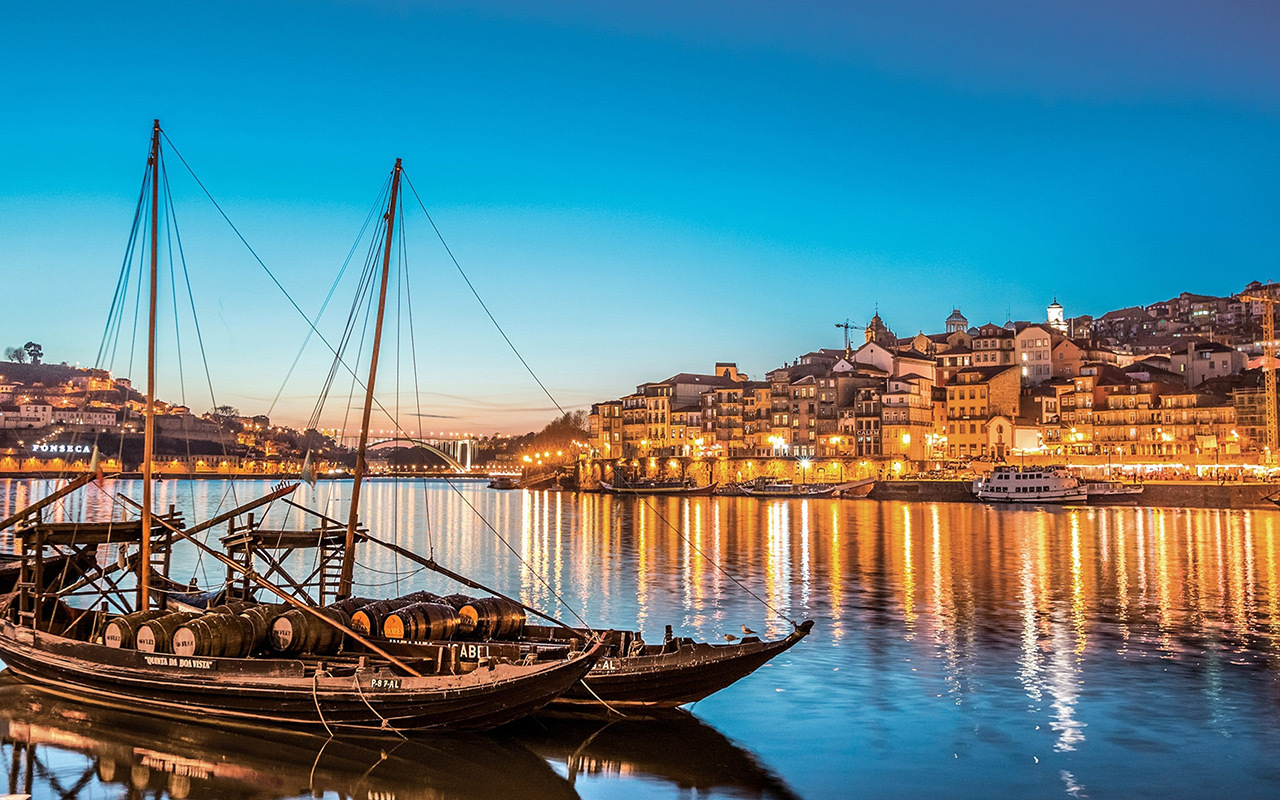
[3,477,1280,799]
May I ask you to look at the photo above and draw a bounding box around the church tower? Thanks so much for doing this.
[1047,298,1066,333]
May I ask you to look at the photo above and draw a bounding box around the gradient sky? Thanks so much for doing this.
[3,1,1278,434]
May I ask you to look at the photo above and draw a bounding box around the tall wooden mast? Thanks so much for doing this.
[140,119,161,609]
[339,158,402,599]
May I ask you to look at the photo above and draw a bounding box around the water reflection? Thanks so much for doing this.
[0,675,576,800]
[8,478,1280,796]
[0,675,800,800]
[509,711,800,800]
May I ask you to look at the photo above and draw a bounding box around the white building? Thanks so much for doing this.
[0,402,53,429]
[1047,298,1067,333]
[53,406,119,427]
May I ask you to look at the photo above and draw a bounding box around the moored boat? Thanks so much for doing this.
[487,475,520,489]
[972,465,1087,503]
[1085,480,1145,503]
[599,479,717,496]
[834,477,876,498]
[357,534,815,709]
[740,479,838,499]
[0,122,604,732]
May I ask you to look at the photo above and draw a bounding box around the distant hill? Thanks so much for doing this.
[0,361,99,387]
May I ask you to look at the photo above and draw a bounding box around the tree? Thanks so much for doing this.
[3,346,26,363]
[22,342,41,364]
[525,410,591,460]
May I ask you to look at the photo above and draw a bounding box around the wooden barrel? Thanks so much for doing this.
[398,590,441,604]
[350,599,415,635]
[104,609,167,649]
[382,602,461,641]
[238,603,287,650]
[327,596,377,617]
[269,607,348,655]
[439,593,476,610]
[206,601,257,616]
[458,597,526,640]
[173,613,255,658]
[135,612,203,654]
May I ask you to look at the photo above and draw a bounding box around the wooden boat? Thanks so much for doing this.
[359,535,815,708]
[0,674,579,800]
[0,122,602,733]
[740,479,838,499]
[0,549,94,594]
[599,479,717,496]
[834,477,875,498]
[550,621,813,707]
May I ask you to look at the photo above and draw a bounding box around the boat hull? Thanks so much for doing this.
[599,482,718,497]
[974,492,1087,504]
[0,618,602,732]
[0,674,580,800]
[558,621,814,707]
[741,487,838,499]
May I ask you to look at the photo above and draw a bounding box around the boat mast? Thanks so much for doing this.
[140,119,161,610]
[339,158,402,600]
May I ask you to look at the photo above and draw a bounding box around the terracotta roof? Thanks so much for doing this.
[1097,306,1150,321]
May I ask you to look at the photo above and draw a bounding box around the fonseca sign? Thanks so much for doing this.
[31,444,92,455]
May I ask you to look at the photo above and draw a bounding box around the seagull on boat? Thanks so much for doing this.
[742,625,757,635]
[723,633,739,643]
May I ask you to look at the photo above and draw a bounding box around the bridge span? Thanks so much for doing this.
[340,436,476,471]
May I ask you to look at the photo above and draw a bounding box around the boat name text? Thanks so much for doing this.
[143,655,214,669]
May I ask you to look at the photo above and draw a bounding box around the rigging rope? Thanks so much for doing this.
[400,168,795,627]
[402,173,569,419]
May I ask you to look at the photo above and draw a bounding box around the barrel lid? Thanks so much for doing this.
[384,614,405,639]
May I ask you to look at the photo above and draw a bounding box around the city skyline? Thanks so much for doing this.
[4,1,1278,433]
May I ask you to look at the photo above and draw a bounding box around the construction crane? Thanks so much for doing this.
[835,319,858,359]
[1239,284,1280,462]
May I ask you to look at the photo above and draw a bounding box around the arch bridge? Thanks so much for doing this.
[362,437,474,472]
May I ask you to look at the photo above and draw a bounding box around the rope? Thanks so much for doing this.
[308,737,335,796]
[577,678,627,717]
[352,673,407,738]
[638,496,799,628]
[402,171,569,418]
[312,672,335,738]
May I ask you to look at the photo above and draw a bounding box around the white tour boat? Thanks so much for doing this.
[972,465,1087,504]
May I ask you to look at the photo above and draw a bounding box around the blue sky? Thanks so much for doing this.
[2,1,1278,433]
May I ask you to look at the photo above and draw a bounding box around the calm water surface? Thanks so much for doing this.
[3,477,1280,799]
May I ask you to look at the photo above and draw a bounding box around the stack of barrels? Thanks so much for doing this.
[104,589,531,658]
[338,591,528,642]
[106,602,292,658]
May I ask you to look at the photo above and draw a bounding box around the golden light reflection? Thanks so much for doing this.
[1070,512,1085,655]
[829,504,843,641]
[902,505,915,636]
